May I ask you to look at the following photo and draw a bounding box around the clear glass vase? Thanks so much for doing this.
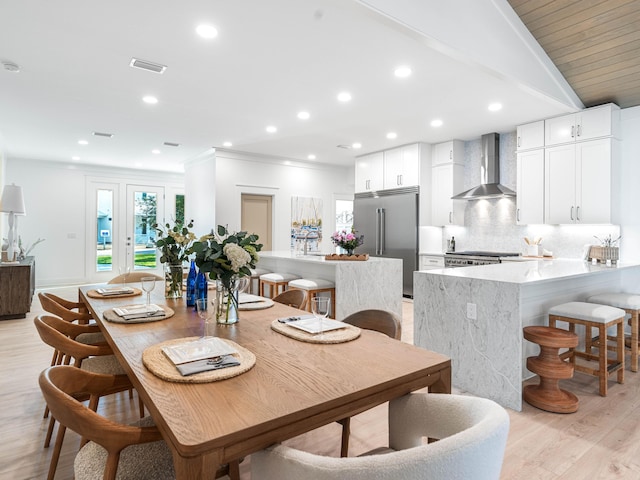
[215,275,249,324]
[164,263,184,299]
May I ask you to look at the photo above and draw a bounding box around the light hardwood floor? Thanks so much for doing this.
[2,286,640,479]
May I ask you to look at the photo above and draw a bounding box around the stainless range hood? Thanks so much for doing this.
[451,133,516,200]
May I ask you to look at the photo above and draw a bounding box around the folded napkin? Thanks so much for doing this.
[277,314,316,324]
[238,293,267,304]
[112,304,164,320]
[162,337,239,365]
[97,287,134,296]
[176,354,241,376]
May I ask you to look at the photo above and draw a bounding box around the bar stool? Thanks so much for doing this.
[548,301,626,396]
[587,293,640,372]
[287,278,336,319]
[523,326,579,413]
[259,273,299,299]
[249,268,271,295]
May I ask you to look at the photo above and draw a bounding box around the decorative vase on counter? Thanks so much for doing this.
[164,263,184,299]
[215,275,249,324]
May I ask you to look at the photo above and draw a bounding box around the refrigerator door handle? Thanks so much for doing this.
[379,208,385,254]
[375,208,381,255]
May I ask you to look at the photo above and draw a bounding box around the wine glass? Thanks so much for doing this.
[118,265,131,287]
[311,296,331,339]
[196,298,215,338]
[141,276,156,306]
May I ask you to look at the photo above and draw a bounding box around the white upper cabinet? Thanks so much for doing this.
[383,143,421,188]
[516,121,544,151]
[432,140,464,166]
[354,152,384,193]
[431,140,464,226]
[516,149,544,225]
[545,103,620,147]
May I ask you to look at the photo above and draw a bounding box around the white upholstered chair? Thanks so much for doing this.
[251,393,510,480]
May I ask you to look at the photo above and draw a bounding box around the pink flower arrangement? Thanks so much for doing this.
[331,229,364,253]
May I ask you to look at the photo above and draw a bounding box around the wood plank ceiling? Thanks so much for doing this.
[508,0,640,108]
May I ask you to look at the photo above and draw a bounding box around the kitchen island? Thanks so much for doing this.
[257,251,402,320]
[414,259,640,411]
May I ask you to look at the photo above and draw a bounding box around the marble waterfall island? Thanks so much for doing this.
[414,259,640,411]
[257,251,402,320]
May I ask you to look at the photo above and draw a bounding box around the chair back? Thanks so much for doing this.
[39,292,93,323]
[341,309,402,340]
[39,366,163,480]
[108,272,163,284]
[273,289,307,310]
[252,393,509,480]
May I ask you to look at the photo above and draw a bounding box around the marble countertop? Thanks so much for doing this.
[417,258,640,284]
[259,250,396,264]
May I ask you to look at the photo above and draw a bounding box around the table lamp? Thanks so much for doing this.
[0,183,26,262]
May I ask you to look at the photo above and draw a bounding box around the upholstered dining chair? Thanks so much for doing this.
[34,315,141,480]
[273,289,308,310]
[252,393,510,480]
[108,271,163,284]
[335,309,403,456]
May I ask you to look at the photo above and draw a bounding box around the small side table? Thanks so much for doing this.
[523,326,579,413]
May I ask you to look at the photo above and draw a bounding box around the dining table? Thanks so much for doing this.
[79,282,451,479]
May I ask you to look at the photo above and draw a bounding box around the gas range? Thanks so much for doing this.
[444,251,521,268]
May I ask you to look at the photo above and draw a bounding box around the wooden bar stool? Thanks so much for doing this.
[549,301,626,396]
[523,326,579,413]
[259,273,299,299]
[249,268,271,295]
[287,278,336,318]
[587,293,640,372]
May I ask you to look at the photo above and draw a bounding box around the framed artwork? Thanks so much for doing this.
[291,196,323,252]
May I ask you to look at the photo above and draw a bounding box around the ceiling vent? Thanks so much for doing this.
[129,58,167,74]
[93,131,114,138]
[336,144,352,149]
[163,142,180,147]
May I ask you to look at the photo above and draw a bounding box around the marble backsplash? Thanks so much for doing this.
[422,131,622,260]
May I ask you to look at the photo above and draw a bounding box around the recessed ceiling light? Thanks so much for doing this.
[196,24,218,39]
[142,95,158,104]
[394,66,412,78]
[297,111,310,120]
[78,140,88,145]
[222,141,233,147]
[488,102,502,112]
[152,149,161,154]
[386,132,397,139]
[72,156,80,161]
[352,142,362,149]
[430,119,443,127]
[266,125,277,133]
[337,92,352,102]
[308,154,316,160]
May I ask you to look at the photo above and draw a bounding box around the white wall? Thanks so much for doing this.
[215,150,354,252]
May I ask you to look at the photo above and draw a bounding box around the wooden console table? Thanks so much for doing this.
[0,256,35,319]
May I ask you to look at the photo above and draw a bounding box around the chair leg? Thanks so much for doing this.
[44,416,56,448]
[339,417,350,457]
[598,324,607,396]
[47,423,66,480]
[228,460,240,480]
[139,395,145,418]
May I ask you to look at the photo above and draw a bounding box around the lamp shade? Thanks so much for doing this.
[0,184,26,215]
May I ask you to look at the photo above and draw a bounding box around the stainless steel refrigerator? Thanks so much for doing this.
[353,186,419,297]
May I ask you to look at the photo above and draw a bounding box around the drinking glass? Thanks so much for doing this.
[141,276,156,306]
[118,265,131,287]
[311,296,330,339]
[196,298,216,338]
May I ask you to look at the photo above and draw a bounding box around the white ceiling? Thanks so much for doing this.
[0,0,582,172]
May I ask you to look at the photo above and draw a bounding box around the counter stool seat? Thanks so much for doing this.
[249,268,271,295]
[288,278,336,319]
[523,326,579,413]
[587,293,640,372]
[549,301,626,396]
[259,273,299,299]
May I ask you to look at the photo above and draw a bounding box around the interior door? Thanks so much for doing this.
[126,185,165,275]
[85,181,120,283]
[241,194,272,251]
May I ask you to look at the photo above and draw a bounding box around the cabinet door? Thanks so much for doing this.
[545,113,577,146]
[545,144,576,224]
[383,147,403,188]
[576,139,611,223]
[516,121,544,151]
[401,143,420,185]
[516,149,544,224]
[433,140,463,166]
[355,152,384,193]
[432,164,464,226]
[576,106,612,142]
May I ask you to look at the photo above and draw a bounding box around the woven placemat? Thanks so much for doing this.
[239,299,274,310]
[86,288,142,299]
[142,337,256,383]
[103,305,175,324]
[270,319,361,344]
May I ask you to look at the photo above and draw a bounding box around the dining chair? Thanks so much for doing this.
[34,314,142,480]
[335,309,402,456]
[251,392,510,480]
[108,272,163,284]
[273,289,308,310]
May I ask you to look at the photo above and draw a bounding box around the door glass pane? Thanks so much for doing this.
[96,189,113,272]
[175,194,185,225]
[134,191,158,270]
[336,199,354,232]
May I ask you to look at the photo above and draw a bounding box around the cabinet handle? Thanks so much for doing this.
[571,126,575,138]
[449,211,453,224]
[366,180,370,190]
[570,206,574,221]
[517,137,521,147]
[516,208,520,222]
[577,124,581,137]
[576,206,580,221]
[399,174,403,185]
[449,150,453,160]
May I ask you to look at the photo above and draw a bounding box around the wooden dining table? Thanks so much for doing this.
[79,283,451,479]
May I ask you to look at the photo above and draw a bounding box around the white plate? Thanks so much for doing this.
[287,317,349,335]
[161,337,238,365]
